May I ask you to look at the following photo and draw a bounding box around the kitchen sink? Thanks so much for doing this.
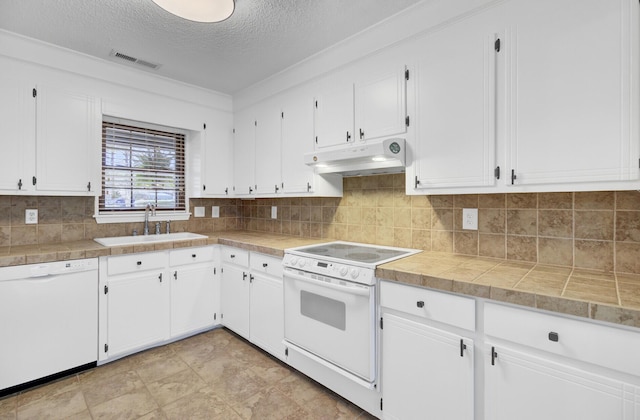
[93,232,208,247]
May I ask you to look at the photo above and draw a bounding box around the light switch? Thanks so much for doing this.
[211,206,220,218]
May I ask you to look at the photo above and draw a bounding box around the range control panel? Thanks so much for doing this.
[282,254,376,285]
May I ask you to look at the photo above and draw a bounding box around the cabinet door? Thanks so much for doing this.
[221,263,250,339]
[254,104,282,194]
[314,83,354,148]
[0,80,34,193]
[485,343,640,420]
[233,108,256,195]
[281,94,315,194]
[249,272,285,360]
[382,314,474,420]
[106,270,170,359]
[35,85,100,194]
[170,264,216,338]
[413,8,498,190]
[202,118,234,196]
[504,0,638,186]
[355,63,407,142]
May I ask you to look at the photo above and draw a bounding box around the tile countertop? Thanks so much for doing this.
[1,231,639,329]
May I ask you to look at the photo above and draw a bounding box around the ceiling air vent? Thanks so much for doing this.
[109,49,161,70]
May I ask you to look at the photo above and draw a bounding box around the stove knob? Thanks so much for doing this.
[339,266,348,277]
[290,257,299,266]
[298,258,306,268]
[350,268,359,279]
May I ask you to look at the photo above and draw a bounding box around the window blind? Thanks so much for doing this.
[100,121,186,212]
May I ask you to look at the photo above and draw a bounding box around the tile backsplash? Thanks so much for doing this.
[2,174,640,274]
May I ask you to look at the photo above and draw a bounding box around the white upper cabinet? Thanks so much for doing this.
[0,81,34,193]
[503,0,639,187]
[35,85,100,194]
[412,6,499,192]
[314,61,409,150]
[0,81,100,195]
[201,118,234,197]
[354,63,407,142]
[254,102,282,195]
[313,81,355,149]
[233,107,257,196]
[281,93,316,194]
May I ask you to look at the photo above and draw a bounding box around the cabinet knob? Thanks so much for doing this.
[262,263,268,268]
[192,254,196,258]
[548,332,559,342]
[416,301,425,308]
[137,261,142,266]
[230,254,235,258]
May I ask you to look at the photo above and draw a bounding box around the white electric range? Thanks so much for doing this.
[282,241,420,416]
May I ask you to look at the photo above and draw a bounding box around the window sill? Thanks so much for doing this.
[94,211,191,224]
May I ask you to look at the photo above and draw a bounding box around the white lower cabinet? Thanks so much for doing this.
[485,343,640,420]
[380,281,475,420]
[220,246,285,360]
[99,246,219,362]
[382,314,474,420]
[484,302,640,420]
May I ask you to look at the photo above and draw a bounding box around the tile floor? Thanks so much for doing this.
[0,328,377,419]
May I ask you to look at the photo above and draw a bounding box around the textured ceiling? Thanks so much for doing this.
[0,0,423,94]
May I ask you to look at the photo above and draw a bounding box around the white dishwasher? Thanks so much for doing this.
[0,258,98,395]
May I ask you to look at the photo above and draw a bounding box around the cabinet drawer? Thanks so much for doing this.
[380,280,475,331]
[250,253,283,278]
[485,302,640,376]
[107,252,166,276]
[221,247,249,266]
[169,246,214,266]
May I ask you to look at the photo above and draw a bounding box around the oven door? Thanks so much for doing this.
[283,266,376,383]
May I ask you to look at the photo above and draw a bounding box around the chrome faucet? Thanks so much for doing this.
[144,204,154,235]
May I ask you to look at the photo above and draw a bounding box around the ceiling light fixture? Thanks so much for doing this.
[151,0,235,23]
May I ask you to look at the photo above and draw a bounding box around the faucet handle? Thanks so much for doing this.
[155,222,161,235]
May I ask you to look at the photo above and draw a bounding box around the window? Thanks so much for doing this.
[100,120,186,213]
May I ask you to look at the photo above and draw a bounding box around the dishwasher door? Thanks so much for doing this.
[0,259,98,393]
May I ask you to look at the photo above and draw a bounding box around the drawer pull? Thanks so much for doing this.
[491,346,498,366]
[243,272,247,281]
[192,254,196,258]
[548,332,559,342]
[158,273,163,282]
[137,261,142,266]
[416,301,425,308]
[230,254,236,258]
[262,263,268,268]
[174,271,178,280]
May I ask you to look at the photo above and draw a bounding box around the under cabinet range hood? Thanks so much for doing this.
[304,138,406,176]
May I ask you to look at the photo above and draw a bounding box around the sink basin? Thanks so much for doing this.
[94,232,208,247]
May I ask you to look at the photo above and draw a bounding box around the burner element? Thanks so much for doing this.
[345,252,381,262]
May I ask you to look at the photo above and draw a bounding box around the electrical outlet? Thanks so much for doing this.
[271,206,277,219]
[194,206,205,217]
[25,209,38,224]
[462,208,478,230]
[211,206,220,218]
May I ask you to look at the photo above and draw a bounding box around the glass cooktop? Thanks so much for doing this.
[291,241,418,265]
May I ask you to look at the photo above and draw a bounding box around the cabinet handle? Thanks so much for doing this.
[416,301,425,308]
[262,263,268,268]
[230,254,235,258]
[18,179,22,190]
[511,169,517,185]
[242,272,247,281]
[192,254,196,258]
[158,273,163,282]
[250,274,254,283]
[137,261,142,266]
[249,186,253,194]
[548,332,559,342]
[460,339,467,357]
[346,131,351,142]
[173,271,178,280]
[491,346,498,366]
[359,128,364,139]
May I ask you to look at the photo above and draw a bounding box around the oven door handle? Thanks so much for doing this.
[284,269,371,297]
